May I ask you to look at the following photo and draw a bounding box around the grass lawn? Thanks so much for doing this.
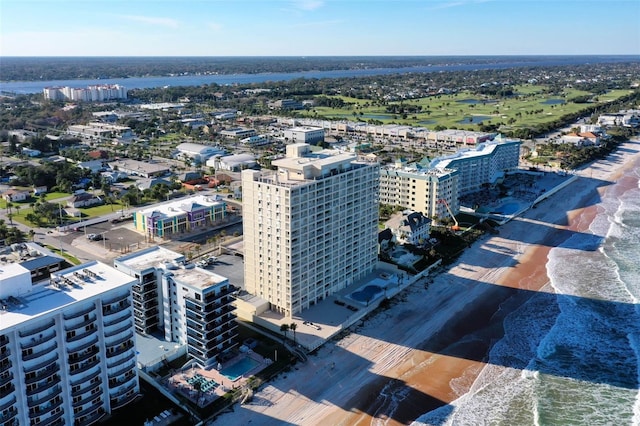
[44,192,71,201]
[45,245,81,265]
[80,202,126,217]
[301,86,630,132]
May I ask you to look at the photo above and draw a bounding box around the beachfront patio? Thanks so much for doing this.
[164,351,272,407]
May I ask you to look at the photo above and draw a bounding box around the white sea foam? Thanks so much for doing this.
[413,153,640,426]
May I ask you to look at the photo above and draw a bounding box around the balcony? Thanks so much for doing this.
[110,380,137,399]
[25,363,58,385]
[70,368,101,388]
[23,342,58,362]
[63,304,95,321]
[69,358,100,377]
[0,372,11,388]
[0,348,10,363]
[0,406,17,423]
[107,351,135,370]
[110,389,138,410]
[75,407,106,426]
[26,378,61,400]
[72,390,98,408]
[71,378,102,398]
[68,346,98,366]
[106,332,134,350]
[103,291,130,307]
[102,300,131,317]
[21,330,56,350]
[74,403,106,426]
[68,337,99,356]
[106,340,134,358]
[104,321,132,339]
[24,354,58,375]
[0,395,16,412]
[108,361,136,381]
[132,289,156,303]
[65,315,96,333]
[0,335,8,347]
[19,319,55,338]
[103,309,131,328]
[184,299,202,313]
[67,326,97,343]
[0,383,14,399]
[33,409,64,426]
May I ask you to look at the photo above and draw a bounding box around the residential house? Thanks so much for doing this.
[385,211,432,246]
[67,192,103,208]
[2,188,29,202]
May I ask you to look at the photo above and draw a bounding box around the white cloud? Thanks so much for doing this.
[290,19,342,29]
[208,22,223,31]
[120,15,180,28]
[427,0,492,11]
[291,0,325,11]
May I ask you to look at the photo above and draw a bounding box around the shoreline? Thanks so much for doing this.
[405,139,640,424]
[213,140,640,426]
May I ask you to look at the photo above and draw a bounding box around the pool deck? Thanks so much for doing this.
[253,261,415,352]
[163,351,271,407]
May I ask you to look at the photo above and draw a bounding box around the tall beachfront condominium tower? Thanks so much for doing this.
[242,143,380,317]
[0,260,139,426]
[114,246,238,369]
[379,161,460,219]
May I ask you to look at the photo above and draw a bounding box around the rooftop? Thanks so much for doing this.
[0,260,136,333]
[431,138,520,169]
[136,194,225,219]
[115,246,184,272]
[170,265,228,290]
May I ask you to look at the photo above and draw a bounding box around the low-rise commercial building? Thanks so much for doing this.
[133,195,226,240]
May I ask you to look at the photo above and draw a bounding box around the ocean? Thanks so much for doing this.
[416,155,640,425]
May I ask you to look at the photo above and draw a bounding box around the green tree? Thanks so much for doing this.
[289,323,297,346]
[279,323,289,344]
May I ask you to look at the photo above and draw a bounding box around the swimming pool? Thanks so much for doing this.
[350,285,383,303]
[493,202,522,215]
[221,357,260,381]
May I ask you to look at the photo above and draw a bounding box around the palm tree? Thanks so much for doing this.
[289,323,297,346]
[279,324,289,344]
[28,229,35,242]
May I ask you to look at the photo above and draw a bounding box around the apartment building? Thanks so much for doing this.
[114,247,238,369]
[283,127,325,144]
[0,260,139,426]
[43,85,127,102]
[430,138,521,195]
[242,143,380,317]
[379,160,460,219]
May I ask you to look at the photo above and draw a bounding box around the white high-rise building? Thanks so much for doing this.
[242,143,380,317]
[0,261,139,426]
[430,138,521,195]
[114,247,238,369]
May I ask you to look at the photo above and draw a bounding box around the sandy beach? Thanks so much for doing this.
[213,139,640,426]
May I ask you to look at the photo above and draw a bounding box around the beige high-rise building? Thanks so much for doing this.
[242,144,380,317]
[379,160,460,219]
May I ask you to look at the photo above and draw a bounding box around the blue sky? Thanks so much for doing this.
[2,0,639,56]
